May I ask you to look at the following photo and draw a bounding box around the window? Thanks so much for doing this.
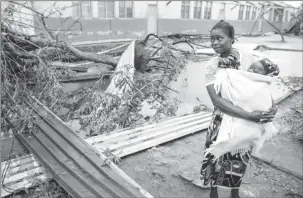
[98,1,114,18]
[238,5,244,20]
[204,1,212,19]
[72,1,92,19]
[181,1,190,19]
[72,1,81,18]
[119,1,133,18]
[274,8,283,22]
[245,6,251,20]
[219,3,225,20]
[82,1,92,18]
[284,10,288,22]
[251,7,257,20]
[194,1,202,19]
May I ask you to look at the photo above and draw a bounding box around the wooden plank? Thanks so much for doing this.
[97,116,212,151]
[113,122,210,158]
[86,112,209,145]
[92,113,211,147]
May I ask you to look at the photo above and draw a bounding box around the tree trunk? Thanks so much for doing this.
[264,18,286,43]
[2,25,119,67]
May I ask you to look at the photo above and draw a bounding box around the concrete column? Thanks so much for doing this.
[91,1,98,18]
[115,1,119,18]
[258,5,264,34]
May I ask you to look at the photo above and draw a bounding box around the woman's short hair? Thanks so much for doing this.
[211,20,235,43]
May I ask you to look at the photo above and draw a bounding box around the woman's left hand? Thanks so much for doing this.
[257,105,278,123]
[265,104,279,118]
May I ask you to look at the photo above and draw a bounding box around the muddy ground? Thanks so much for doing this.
[3,34,303,198]
[119,90,303,198]
[7,91,303,198]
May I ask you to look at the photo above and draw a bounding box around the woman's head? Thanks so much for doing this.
[210,20,235,55]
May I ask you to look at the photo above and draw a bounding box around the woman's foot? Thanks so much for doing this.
[210,186,218,198]
[230,189,241,198]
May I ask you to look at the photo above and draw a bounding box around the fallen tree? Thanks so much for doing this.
[1,1,198,138]
[285,4,303,35]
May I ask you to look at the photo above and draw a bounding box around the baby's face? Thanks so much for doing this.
[249,61,266,75]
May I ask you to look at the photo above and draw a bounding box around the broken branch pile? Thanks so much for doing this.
[1,1,205,139]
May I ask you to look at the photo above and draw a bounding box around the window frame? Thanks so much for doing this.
[251,6,257,20]
[72,1,82,19]
[245,5,251,20]
[284,10,288,22]
[273,8,283,22]
[119,1,133,19]
[98,1,115,19]
[238,5,244,20]
[219,2,225,20]
[81,1,92,19]
[193,1,202,19]
[204,1,212,20]
[181,1,190,19]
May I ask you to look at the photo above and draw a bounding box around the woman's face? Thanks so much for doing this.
[210,28,233,55]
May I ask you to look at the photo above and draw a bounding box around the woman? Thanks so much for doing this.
[200,20,279,198]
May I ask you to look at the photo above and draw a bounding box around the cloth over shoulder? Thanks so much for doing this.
[204,49,257,86]
[205,68,277,160]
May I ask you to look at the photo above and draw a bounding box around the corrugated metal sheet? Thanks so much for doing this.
[1,110,212,197]
[14,98,153,198]
[1,154,52,198]
[87,111,212,158]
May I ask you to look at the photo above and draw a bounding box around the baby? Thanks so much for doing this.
[249,58,280,76]
[205,56,279,159]
[217,55,280,76]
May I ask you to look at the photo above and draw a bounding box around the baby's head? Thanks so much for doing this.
[249,58,279,76]
[249,61,266,75]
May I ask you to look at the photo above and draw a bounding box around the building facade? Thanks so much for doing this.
[12,1,299,42]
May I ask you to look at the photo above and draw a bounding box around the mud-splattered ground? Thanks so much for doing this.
[4,34,303,198]
[119,91,303,198]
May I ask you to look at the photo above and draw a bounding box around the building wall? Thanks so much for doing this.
[158,1,181,19]
[31,1,296,42]
[33,1,73,17]
[158,19,264,35]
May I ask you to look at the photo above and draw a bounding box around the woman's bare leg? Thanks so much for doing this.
[210,186,218,198]
[230,189,240,198]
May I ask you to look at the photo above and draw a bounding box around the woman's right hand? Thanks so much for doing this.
[248,110,275,123]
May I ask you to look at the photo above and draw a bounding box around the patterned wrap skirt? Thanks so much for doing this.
[200,107,251,189]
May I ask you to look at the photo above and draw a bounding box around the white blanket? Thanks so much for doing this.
[205,69,277,160]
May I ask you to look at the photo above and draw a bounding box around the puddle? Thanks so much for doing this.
[169,60,213,113]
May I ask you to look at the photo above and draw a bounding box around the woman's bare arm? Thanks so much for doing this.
[207,84,275,122]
